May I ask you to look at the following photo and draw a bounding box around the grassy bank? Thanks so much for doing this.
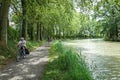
[41,41,93,80]
[0,40,45,68]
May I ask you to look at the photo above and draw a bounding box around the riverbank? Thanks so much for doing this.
[41,41,93,80]
[63,39,120,79]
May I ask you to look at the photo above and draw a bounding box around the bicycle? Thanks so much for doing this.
[16,46,26,62]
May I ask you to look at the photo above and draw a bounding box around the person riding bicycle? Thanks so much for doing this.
[17,37,26,57]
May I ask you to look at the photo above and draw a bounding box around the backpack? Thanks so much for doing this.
[25,48,30,55]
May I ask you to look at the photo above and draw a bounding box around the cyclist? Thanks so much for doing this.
[17,37,26,58]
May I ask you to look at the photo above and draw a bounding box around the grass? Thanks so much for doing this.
[0,40,45,68]
[41,41,93,80]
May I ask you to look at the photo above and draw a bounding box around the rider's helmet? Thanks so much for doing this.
[20,37,24,41]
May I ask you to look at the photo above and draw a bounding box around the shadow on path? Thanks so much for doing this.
[0,43,50,80]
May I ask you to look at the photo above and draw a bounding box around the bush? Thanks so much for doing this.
[41,41,93,80]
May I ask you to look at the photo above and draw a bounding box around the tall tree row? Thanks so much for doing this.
[74,0,120,40]
[0,0,79,47]
[2,0,119,48]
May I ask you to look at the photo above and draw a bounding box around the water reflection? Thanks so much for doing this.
[64,39,120,80]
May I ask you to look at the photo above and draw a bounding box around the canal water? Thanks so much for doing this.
[64,39,120,80]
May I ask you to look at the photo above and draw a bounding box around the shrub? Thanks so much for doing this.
[41,41,93,80]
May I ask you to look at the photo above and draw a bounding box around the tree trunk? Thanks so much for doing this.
[63,28,65,39]
[40,23,42,40]
[30,25,34,40]
[52,28,54,38]
[21,0,27,39]
[43,26,47,40]
[42,25,46,40]
[37,23,40,41]
[59,27,61,39]
[54,26,57,38]
[0,0,11,47]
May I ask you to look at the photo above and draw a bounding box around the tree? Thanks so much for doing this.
[21,0,27,39]
[0,0,11,47]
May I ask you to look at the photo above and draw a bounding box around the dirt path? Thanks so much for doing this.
[0,43,50,80]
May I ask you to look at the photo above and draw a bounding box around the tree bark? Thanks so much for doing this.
[43,26,47,40]
[63,28,65,38]
[0,0,11,47]
[40,23,42,40]
[31,23,36,41]
[37,23,40,41]
[59,27,61,39]
[21,0,27,39]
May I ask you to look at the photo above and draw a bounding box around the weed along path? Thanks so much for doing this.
[0,43,50,80]
[64,39,120,80]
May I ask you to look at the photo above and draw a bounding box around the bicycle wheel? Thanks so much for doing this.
[16,51,21,62]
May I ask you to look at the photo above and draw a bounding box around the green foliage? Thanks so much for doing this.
[7,27,20,40]
[27,41,45,51]
[41,41,93,80]
[73,0,120,40]
[0,41,15,60]
[91,0,120,40]
[10,0,104,40]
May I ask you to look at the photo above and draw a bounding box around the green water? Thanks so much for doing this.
[64,39,120,80]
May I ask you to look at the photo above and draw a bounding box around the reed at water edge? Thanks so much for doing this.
[41,41,93,80]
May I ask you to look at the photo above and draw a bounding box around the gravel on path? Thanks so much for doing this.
[0,43,50,80]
